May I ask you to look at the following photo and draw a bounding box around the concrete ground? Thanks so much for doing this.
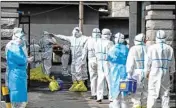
[26,89,176,108]
[1,65,176,108]
[27,89,109,108]
[1,89,176,108]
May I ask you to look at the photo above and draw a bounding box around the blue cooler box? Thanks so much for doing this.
[119,79,137,93]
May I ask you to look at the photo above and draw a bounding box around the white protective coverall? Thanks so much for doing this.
[108,33,129,108]
[45,27,88,90]
[145,30,175,108]
[126,33,147,108]
[95,28,114,102]
[39,31,57,75]
[83,28,108,98]
[61,44,71,76]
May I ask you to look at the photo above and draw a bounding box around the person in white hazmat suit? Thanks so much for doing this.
[95,28,114,102]
[45,27,88,92]
[83,28,108,100]
[126,33,147,108]
[39,31,57,75]
[107,33,129,108]
[145,30,175,108]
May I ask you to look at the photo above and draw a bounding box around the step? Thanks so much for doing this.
[1,2,19,8]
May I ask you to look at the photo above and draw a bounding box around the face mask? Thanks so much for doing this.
[92,33,96,38]
[115,37,124,44]
[93,33,100,38]
[102,35,110,40]
[15,38,24,47]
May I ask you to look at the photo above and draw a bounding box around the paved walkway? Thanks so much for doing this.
[1,89,176,108]
[27,88,109,108]
[1,66,176,108]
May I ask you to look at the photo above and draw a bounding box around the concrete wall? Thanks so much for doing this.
[1,2,19,70]
[129,2,138,47]
[110,1,129,17]
[145,4,175,46]
[19,4,99,42]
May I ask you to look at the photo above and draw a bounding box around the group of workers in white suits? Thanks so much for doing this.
[5,26,175,108]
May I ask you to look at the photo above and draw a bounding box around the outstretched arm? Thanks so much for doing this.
[44,31,71,42]
[52,34,71,42]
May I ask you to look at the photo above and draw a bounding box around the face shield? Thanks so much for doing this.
[114,32,125,44]
[12,27,25,46]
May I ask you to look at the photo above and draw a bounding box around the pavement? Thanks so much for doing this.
[27,89,109,108]
[1,65,176,108]
[1,88,176,108]
[26,90,176,108]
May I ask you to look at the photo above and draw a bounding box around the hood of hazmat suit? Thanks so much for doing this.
[92,28,101,38]
[72,27,82,38]
[101,28,112,40]
[145,30,175,108]
[12,28,28,57]
[134,33,145,45]
[12,28,25,40]
[107,32,129,100]
[114,32,125,44]
[156,30,166,43]
[126,33,147,108]
[87,28,101,58]
[5,27,28,102]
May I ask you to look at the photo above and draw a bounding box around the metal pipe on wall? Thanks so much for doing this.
[28,11,31,88]
[79,1,84,33]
